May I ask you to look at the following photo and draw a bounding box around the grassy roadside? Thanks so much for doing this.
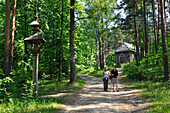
[0,76,85,113]
[121,75,170,112]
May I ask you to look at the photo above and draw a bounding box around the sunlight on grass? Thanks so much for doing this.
[0,97,62,113]
[121,76,170,112]
[38,76,85,96]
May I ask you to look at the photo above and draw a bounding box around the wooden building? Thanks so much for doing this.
[115,42,135,68]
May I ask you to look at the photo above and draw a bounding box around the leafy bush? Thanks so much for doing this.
[0,77,14,102]
[8,67,33,98]
[122,61,145,80]
[76,64,86,72]
[122,58,164,81]
[41,73,51,80]
[0,61,34,102]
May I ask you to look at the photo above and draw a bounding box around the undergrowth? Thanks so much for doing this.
[0,76,85,113]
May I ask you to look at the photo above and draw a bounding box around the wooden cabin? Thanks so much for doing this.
[115,42,135,68]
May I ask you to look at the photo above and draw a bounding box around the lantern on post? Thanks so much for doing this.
[24,16,46,96]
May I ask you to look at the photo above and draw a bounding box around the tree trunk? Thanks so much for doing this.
[116,35,119,48]
[101,18,104,69]
[99,37,102,69]
[56,15,59,78]
[147,8,151,55]
[90,42,92,69]
[143,0,148,63]
[95,19,98,71]
[141,0,145,58]
[59,0,63,81]
[3,0,10,77]
[10,0,16,71]
[152,0,159,65]
[168,0,170,15]
[69,0,76,84]
[160,0,169,81]
[52,6,55,46]
[24,0,28,66]
[104,41,106,66]
[158,0,160,34]
[101,37,105,68]
[133,0,140,67]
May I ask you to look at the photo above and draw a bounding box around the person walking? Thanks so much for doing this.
[102,67,110,91]
[110,66,119,92]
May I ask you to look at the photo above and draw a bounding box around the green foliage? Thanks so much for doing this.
[122,61,144,80]
[41,73,51,80]
[0,97,62,113]
[106,50,116,67]
[38,76,85,96]
[78,67,113,78]
[122,59,164,81]
[122,33,168,82]
[0,76,14,101]
[0,76,85,112]
[0,61,33,102]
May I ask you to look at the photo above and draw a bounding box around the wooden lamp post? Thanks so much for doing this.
[24,16,46,96]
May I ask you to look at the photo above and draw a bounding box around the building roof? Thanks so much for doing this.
[115,42,135,53]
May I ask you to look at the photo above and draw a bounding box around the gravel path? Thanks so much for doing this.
[57,74,150,113]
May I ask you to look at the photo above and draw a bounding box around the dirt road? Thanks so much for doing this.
[57,74,150,113]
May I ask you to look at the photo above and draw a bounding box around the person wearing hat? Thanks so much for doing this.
[110,66,119,92]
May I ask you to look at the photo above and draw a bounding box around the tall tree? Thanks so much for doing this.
[168,0,170,14]
[133,0,140,67]
[141,0,145,58]
[70,0,76,84]
[158,0,160,35]
[10,0,16,70]
[101,18,105,69]
[160,0,169,81]
[99,36,102,69]
[143,0,148,63]
[95,18,98,71]
[152,0,159,65]
[59,0,64,81]
[3,0,10,77]
[90,41,93,68]
[24,0,28,65]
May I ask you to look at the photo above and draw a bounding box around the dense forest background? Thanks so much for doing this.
[0,0,169,99]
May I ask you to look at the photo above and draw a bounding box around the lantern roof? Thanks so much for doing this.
[29,20,40,27]
[24,33,46,44]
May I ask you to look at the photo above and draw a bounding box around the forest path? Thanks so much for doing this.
[57,74,150,113]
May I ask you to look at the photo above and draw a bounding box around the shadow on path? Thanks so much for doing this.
[43,74,151,113]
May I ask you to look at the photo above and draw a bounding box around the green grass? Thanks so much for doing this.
[78,67,112,78]
[39,76,85,96]
[121,75,170,112]
[0,97,62,113]
[0,76,85,113]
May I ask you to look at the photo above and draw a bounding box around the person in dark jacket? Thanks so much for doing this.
[110,66,119,92]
